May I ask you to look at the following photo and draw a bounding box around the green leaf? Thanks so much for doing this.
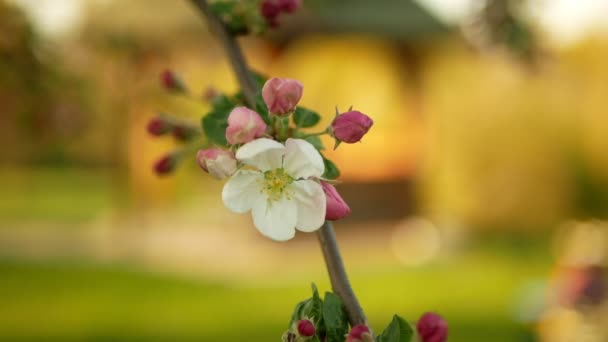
[322,156,340,180]
[250,70,268,89]
[254,91,270,124]
[377,315,413,342]
[201,94,236,146]
[305,135,325,151]
[209,1,236,17]
[289,284,324,332]
[294,107,321,128]
[322,292,349,342]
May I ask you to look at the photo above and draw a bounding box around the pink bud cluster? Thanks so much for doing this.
[260,0,302,28]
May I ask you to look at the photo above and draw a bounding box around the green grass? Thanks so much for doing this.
[0,249,548,341]
[0,167,118,224]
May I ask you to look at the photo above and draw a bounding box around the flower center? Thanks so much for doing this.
[261,168,294,202]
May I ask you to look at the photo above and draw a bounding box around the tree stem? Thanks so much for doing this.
[188,0,257,107]
[317,221,368,326]
[187,0,368,328]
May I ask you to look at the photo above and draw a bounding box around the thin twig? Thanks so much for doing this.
[186,0,368,328]
[317,221,368,326]
[188,0,257,107]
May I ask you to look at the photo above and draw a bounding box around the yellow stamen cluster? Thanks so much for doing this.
[261,168,294,202]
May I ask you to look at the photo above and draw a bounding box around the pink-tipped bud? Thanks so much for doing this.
[154,154,178,176]
[278,0,301,13]
[147,116,172,136]
[161,69,187,93]
[261,0,280,21]
[347,325,372,342]
[417,312,447,342]
[321,181,351,221]
[331,111,373,145]
[196,148,237,180]
[262,78,303,116]
[297,319,315,337]
[225,107,267,145]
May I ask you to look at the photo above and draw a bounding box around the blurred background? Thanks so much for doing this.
[1,0,607,341]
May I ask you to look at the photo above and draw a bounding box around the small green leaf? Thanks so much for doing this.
[378,315,413,342]
[254,91,270,124]
[294,107,321,128]
[323,292,349,342]
[201,94,236,146]
[289,284,324,332]
[250,70,268,89]
[209,1,236,16]
[322,156,340,180]
[305,136,325,151]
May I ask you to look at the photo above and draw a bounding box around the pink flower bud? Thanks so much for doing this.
[261,0,280,21]
[321,181,351,221]
[153,154,177,175]
[147,116,172,136]
[417,312,447,342]
[161,69,187,93]
[225,107,267,145]
[278,0,301,13]
[297,319,315,337]
[196,148,237,180]
[331,111,373,144]
[347,325,372,342]
[262,78,303,116]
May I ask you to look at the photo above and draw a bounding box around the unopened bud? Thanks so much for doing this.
[161,69,187,93]
[147,116,172,136]
[331,110,373,146]
[153,153,178,176]
[321,181,351,221]
[417,312,447,342]
[297,319,315,337]
[278,0,301,13]
[347,325,373,342]
[262,78,303,116]
[225,107,267,145]
[261,0,280,23]
[196,148,237,180]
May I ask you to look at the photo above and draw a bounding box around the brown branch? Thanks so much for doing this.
[188,0,257,107]
[186,0,368,329]
[317,221,368,326]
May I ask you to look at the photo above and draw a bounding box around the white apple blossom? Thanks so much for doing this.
[222,138,326,241]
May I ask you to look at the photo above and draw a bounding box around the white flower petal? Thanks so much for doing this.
[222,170,262,213]
[236,138,285,171]
[292,180,326,232]
[283,138,324,179]
[251,196,297,241]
